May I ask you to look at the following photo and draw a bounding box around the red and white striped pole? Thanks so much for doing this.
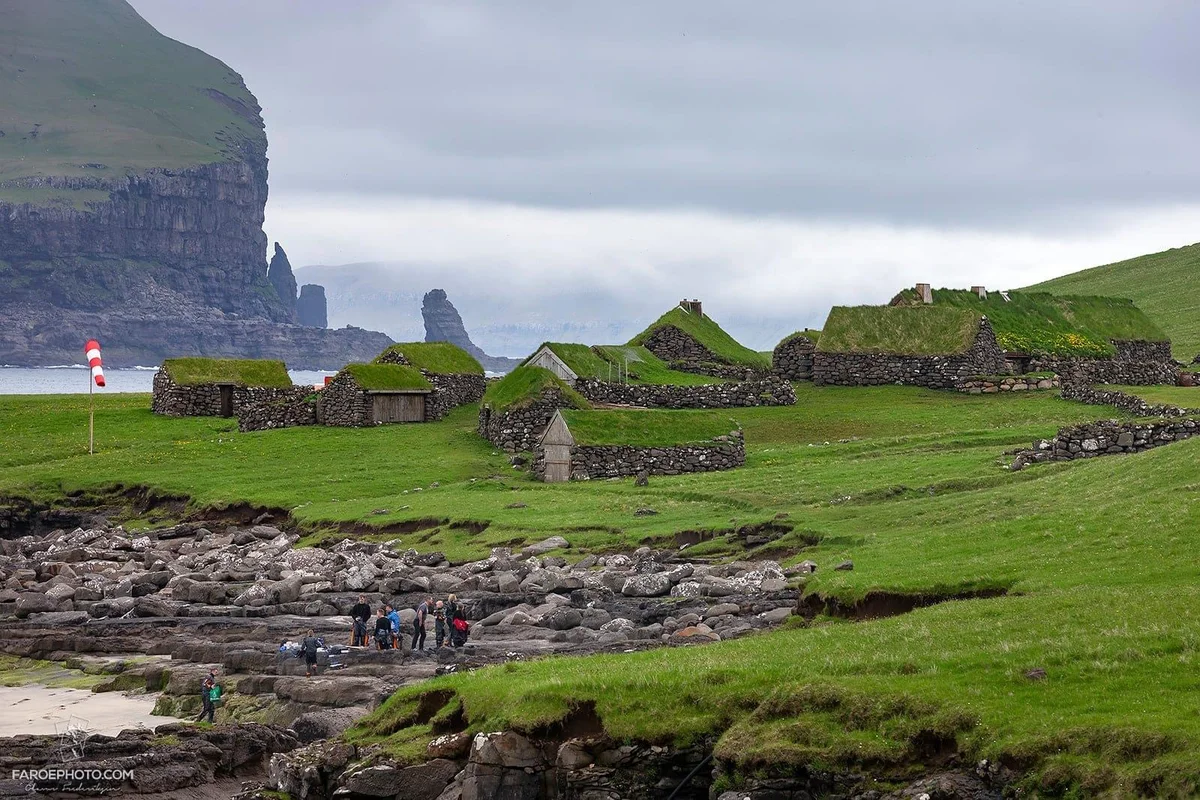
[85,339,104,454]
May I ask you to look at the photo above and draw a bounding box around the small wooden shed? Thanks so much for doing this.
[538,410,575,483]
[527,345,578,386]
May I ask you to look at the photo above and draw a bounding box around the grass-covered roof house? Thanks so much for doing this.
[371,341,486,421]
[629,300,771,378]
[319,363,434,426]
[152,358,296,417]
[811,286,1175,388]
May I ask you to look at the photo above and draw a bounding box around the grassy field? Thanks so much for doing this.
[1029,242,1200,360]
[8,384,1200,793]
[0,0,263,202]
[1099,385,1200,410]
[374,343,483,375]
[630,307,771,369]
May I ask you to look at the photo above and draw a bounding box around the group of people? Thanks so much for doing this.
[349,593,469,651]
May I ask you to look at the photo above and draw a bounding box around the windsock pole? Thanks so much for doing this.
[85,339,105,455]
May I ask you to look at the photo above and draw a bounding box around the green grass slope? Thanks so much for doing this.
[341,363,432,391]
[374,343,484,375]
[163,358,291,388]
[818,307,979,355]
[529,342,724,386]
[482,365,589,412]
[10,384,1200,794]
[630,307,771,369]
[1028,242,1200,359]
[0,0,264,201]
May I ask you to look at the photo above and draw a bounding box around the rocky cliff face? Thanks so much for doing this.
[423,289,520,372]
[268,243,299,322]
[0,1,389,367]
[297,284,328,328]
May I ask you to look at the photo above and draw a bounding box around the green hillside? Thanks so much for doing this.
[0,0,264,203]
[1028,242,1200,359]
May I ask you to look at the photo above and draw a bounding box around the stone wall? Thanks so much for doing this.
[812,317,1006,389]
[237,388,318,432]
[1114,339,1173,362]
[1059,385,1192,418]
[575,378,795,409]
[533,431,745,480]
[1011,418,1200,469]
[479,388,574,452]
[375,350,486,420]
[151,370,299,417]
[1032,351,1178,387]
[772,335,815,381]
[318,373,373,427]
[955,375,1059,394]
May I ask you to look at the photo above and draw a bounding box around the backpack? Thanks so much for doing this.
[452,617,469,633]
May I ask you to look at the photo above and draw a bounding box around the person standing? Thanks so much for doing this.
[412,597,431,651]
[302,629,320,677]
[433,599,447,648]
[350,595,371,646]
[386,604,401,649]
[194,669,217,724]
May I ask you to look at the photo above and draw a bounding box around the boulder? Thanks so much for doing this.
[522,536,569,556]
[15,592,57,617]
[540,608,583,631]
[620,573,671,597]
[289,707,370,744]
[670,626,721,645]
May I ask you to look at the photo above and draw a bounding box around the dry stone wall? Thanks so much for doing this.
[772,335,815,380]
[151,370,298,417]
[1059,385,1193,418]
[533,432,745,480]
[1012,418,1200,469]
[813,317,1006,389]
[575,377,795,408]
[955,375,1059,394]
[1032,346,1178,387]
[237,388,318,432]
[479,388,573,452]
[318,373,373,427]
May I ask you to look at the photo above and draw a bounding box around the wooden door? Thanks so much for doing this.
[219,385,234,417]
[373,393,425,423]
[543,444,571,482]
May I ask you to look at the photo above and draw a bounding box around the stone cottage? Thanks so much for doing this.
[152,358,299,417]
[373,342,486,420]
[319,363,434,426]
[629,300,771,379]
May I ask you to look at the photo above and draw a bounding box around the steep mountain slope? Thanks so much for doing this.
[0,0,388,366]
[0,0,263,194]
[1026,242,1200,359]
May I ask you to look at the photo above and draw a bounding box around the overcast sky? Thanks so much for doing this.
[133,1,1200,348]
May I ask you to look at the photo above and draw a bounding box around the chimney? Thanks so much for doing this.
[692,298,702,317]
[971,285,988,300]
[679,299,703,316]
[916,283,932,304]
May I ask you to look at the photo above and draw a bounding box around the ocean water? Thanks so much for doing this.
[0,366,335,395]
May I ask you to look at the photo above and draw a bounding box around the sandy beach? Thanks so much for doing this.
[0,684,173,737]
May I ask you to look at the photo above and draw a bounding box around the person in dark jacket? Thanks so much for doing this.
[447,594,469,647]
[301,629,320,677]
[194,669,218,724]
[350,595,371,647]
[374,608,392,651]
[412,597,431,651]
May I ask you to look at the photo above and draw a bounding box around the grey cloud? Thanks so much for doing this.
[132,0,1200,227]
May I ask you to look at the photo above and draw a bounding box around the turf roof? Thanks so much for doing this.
[902,289,1168,357]
[629,307,770,369]
[341,363,432,391]
[483,365,590,412]
[560,408,738,447]
[816,307,981,356]
[374,342,484,375]
[528,342,724,386]
[162,358,292,388]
